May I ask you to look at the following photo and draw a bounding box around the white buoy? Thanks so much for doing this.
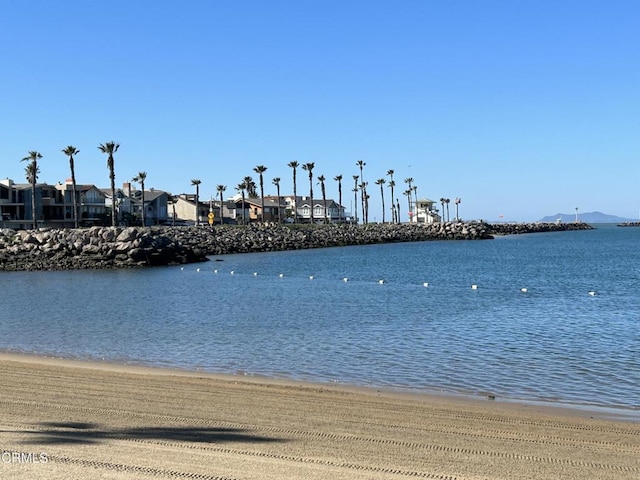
[378,279,385,284]
[279,273,284,278]
[196,268,200,272]
[230,270,235,275]
[309,275,314,280]
[253,272,258,276]
[423,282,429,287]
[180,267,184,271]
[213,269,218,273]
[520,288,528,293]
[343,277,349,282]
[471,284,478,290]
[588,291,597,296]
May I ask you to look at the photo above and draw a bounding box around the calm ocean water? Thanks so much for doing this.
[1,224,638,413]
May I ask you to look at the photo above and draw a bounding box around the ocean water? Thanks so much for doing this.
[1,224,638,412]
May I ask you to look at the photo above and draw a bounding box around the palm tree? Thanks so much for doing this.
[387,180,396,223]
[333,174,343,223]
[412,185,418,222]
[404,189,412,222]
[375,178,386,223]
[445,198,450,222]
[352,175,359,223]
[356,160,366,223]
[216,184,227,225]
[253,165,267,222]
[359,182,368,224]
[455,197,461,221]
[21,151,42,229]
[404,177,414,220]
[132,171,147,226]
[243,176,257,198]
[440,198,446,223]
[98,141,120,227]
[287,161,299,223]
[236,181,247,224]
[317,174,328,223]
[396,197,401,223]
[272,177,281,224]
[302,162,315,223]
[386,169,395,223]
[191,179,201,226]
[62,146,80,228]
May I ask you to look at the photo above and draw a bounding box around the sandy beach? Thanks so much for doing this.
[0,353,637,480]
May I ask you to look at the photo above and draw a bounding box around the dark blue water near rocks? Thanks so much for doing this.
[1,224,638,412]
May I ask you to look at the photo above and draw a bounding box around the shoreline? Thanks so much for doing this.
[1,351,638,479]
[2,350,637,424]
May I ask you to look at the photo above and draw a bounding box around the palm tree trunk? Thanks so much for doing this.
[141,181,146,226]
[110,168,116,227]
[71,164,79,228]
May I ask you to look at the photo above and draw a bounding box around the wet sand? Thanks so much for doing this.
[0,352,638,479]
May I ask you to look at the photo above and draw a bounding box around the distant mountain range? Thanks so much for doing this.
[538,211,636,223]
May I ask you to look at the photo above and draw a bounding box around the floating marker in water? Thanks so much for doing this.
[588,291,597,296]
[230,270,235,275]
[213,269,218,273]
[309,275,314,280]
[378,279,385,284]
[253,272,258,276]
[196,268,200,272]
[520,288,528,293]
[343,277,349,282]
[279,273,284,278]
[423,282,429,287]
[471,284,478,290]
[180,267,184,271]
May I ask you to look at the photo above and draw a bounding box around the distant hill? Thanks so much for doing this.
[538,211,636,223]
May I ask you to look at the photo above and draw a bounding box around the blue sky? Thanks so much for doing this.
[2,0,638,222]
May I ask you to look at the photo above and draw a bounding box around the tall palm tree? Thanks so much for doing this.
[21,151,42,229]
[302,162,315,223]
[333,174,343,223]
[191,179,201,226]
[404,189,412,222]
[445,198,450,222]
[375,178,386,223]
[356,160,366,223]
[98,141,120,227]
[412,185,418,222]
[404,177,414,221]
[253,165,267,222]
[359,182,367,224]
[62,146,80,228]
[272,177,281,224]
[216,184,226,225]
[132,171,147,226]
[287,161,299,223]
[388,180,396,223]
[352,175,359,223]
[236,181,247,224]
[440,198,446,223]
[455,197,461,221]
[396,197,401,223]
[317,174,328,223]
[386,169,395,223]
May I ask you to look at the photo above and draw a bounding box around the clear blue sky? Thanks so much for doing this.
[2,0,638,222]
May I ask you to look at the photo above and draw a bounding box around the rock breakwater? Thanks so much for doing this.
[0,226,206,271]
[0,221,593,271]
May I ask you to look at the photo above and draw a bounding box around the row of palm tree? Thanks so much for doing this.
[21,142,121,229]
[22,145,436,228]
[197,160,428,225]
